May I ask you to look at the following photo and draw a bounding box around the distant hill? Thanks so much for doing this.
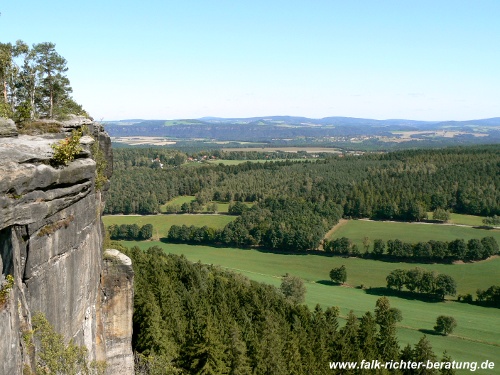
[103,116,500,146]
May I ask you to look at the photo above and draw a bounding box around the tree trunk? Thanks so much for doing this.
[29,87,35,120]
[3,81,7,103]
[48,75,53,118]
[50,90,53,118]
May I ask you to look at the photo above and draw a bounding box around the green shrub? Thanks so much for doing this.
[91,137,108,191]
[0,101,13,118]
[432,208,450,222]
[51,128,83,166]
[330,265,347,284]
[0,274,14,307]
[434,315,457,335]
[37,215,75,237]
[30,312,106,375]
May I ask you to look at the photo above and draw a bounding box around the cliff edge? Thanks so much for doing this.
[0,116,133,375]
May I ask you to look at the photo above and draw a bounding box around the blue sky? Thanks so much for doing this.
[1,1,499,121]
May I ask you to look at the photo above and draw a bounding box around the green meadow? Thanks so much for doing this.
[329,219,500,248]
[448,213,490,226]
[165,195,196,206]
[158,196,254,214]
[159,196,197,213]
[102,214,235,238]
[426,212,490,227]
[117,240,500,370]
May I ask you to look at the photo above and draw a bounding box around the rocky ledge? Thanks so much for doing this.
[0,117,131,375]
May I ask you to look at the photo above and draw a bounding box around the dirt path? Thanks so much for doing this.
[453,254,500,264]
[320,219,349,249]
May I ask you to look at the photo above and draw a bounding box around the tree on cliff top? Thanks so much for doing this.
[33,42,72,119]
[0,39,87,121]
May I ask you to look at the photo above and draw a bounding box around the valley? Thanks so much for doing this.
[103,143,500,372]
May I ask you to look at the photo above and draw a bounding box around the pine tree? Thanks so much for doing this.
[439,351,456,375]
[33,42,71,118]
[400,344,414,375]
[283,332,304,375]
[253,314,287,375]
[338,311,361,363]
[133,289,171,355]
[413,336,438,375]
[177,314,229,374]
[375,297,401,361]
[358,311,378,361]
[227,324,252,375]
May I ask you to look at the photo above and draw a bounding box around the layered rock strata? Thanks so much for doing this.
[100,249,135,373]
[0,117,132,375]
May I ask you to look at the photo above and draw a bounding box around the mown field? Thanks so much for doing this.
[205,158,313,165]
[158,195,253,213]
[328,219,500,248]
[159,195,196,212]
[220,146,342,153]
[117,240,500,370]
[102,213,235,238]
[425,212,491,227]
[448,213,490,226]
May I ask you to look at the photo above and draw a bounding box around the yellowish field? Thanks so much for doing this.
[379,130,490,143]
[111,136,177,145]
[221,146,342,153]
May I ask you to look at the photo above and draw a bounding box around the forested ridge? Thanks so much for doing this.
[104,116,500,147]
[107,145,499,217]
[105,146,500,252]
[120,245,452,375]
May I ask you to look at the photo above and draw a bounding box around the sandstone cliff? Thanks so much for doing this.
[0,117,133,375]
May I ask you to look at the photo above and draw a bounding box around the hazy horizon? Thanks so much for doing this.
[2,1,500,121]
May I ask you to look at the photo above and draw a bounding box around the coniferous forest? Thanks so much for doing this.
[119,245,453,375]
[103,144,499,374]
[106,146,500,253]
[107,146,500,218]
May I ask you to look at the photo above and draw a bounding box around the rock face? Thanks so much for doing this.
[0,119,132,374]
[101,250,135,373]
[0,118,17,137]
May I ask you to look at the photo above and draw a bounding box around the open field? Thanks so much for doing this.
[448,213,490,226]
[426,212,489,226]
[221,146,342,153]
[391,130,489,139]
[159,196,253,214]
[381,130,490,143]
[118,240,500,370]
[205,158,313,165]
[102,214,235,238]
[111,136,177,146]
[162,195,196,208]
[328,219,500,247]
